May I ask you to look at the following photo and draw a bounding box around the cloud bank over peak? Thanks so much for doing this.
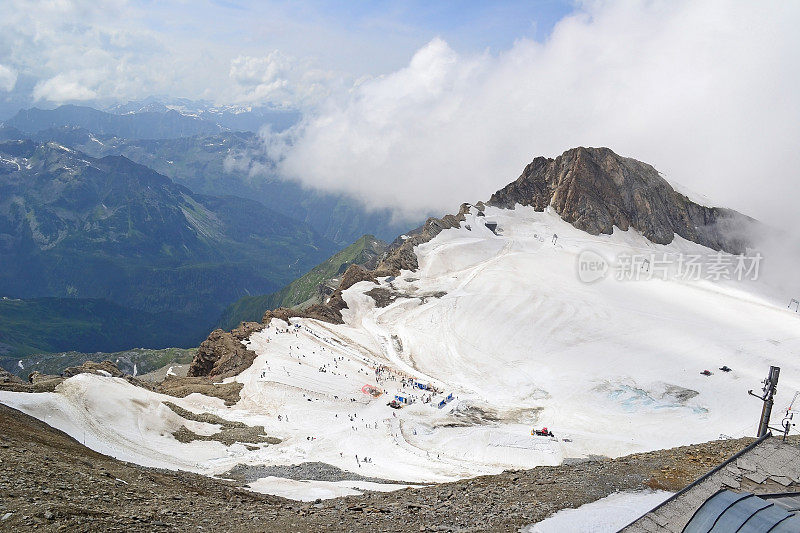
[33,72,99,102]
[0,65,17,92]
[270,1,800,226]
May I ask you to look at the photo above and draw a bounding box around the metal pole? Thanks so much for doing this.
[782,414,793,441]
[756,366,780,437]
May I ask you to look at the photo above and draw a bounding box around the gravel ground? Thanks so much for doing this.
[0,402,756,532]
[223,461,410,484]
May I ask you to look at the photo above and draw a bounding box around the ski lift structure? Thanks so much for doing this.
[748,365,782,438]
[789,298,799,312]
[780,390,800,440]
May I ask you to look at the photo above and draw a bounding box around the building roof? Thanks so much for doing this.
[623,436,800,532]
[682,489,800,532]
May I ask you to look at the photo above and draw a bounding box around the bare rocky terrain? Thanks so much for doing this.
[0,402,757,532]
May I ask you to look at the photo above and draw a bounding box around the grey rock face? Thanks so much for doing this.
[376,203,471,275]
[488,147,755,254]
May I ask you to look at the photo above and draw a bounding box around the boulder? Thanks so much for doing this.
[304,303,345,324]
[0,369,22,385]
[261,307,305,325]
[187,329,258,378]
[62,360,124,378]
[339,264,377,291]
[27,371,64,392]
[156,376,243,406]
[230,321,265,341]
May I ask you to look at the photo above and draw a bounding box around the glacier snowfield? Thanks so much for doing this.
[2,205,799,500]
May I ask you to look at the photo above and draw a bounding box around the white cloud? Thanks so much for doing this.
[0,64,18,92]
[32,72,98,102]
[0,0,165,104]
[273,0,800,227]
[0,0,351,109]
[229,51,334,108]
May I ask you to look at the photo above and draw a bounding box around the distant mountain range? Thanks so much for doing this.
[105,99,302,133]
[3,102,301,139]
[0,102,420,370]
[0,139,337,324]
[0,106,416,246]
[4,105,225,140]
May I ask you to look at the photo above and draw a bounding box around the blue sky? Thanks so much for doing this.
[139,0,575,75]
[255,0,575,54]
[0,0,576,115]
[202,1,574,50]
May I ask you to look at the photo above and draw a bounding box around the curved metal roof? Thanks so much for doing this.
[683,489,800,533]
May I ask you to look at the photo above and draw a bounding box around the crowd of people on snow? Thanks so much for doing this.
[255,320,465,464]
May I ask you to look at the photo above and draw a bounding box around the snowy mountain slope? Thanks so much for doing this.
[341,207,798,456]
[1,203,798,501]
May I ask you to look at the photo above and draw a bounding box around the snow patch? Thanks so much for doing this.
[246,477,413,501]
[522,490,673,532]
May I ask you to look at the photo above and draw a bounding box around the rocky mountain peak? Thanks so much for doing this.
[488,146,754,254]
[190,148,763,377]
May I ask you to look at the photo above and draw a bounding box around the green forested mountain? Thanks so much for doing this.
[0,140,337,325]
[0,297,205,367]
[217,234,388,330]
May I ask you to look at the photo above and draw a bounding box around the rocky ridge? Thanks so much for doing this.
[0,359,247,406]
[0,360,145,393]
[187,204,471,377]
